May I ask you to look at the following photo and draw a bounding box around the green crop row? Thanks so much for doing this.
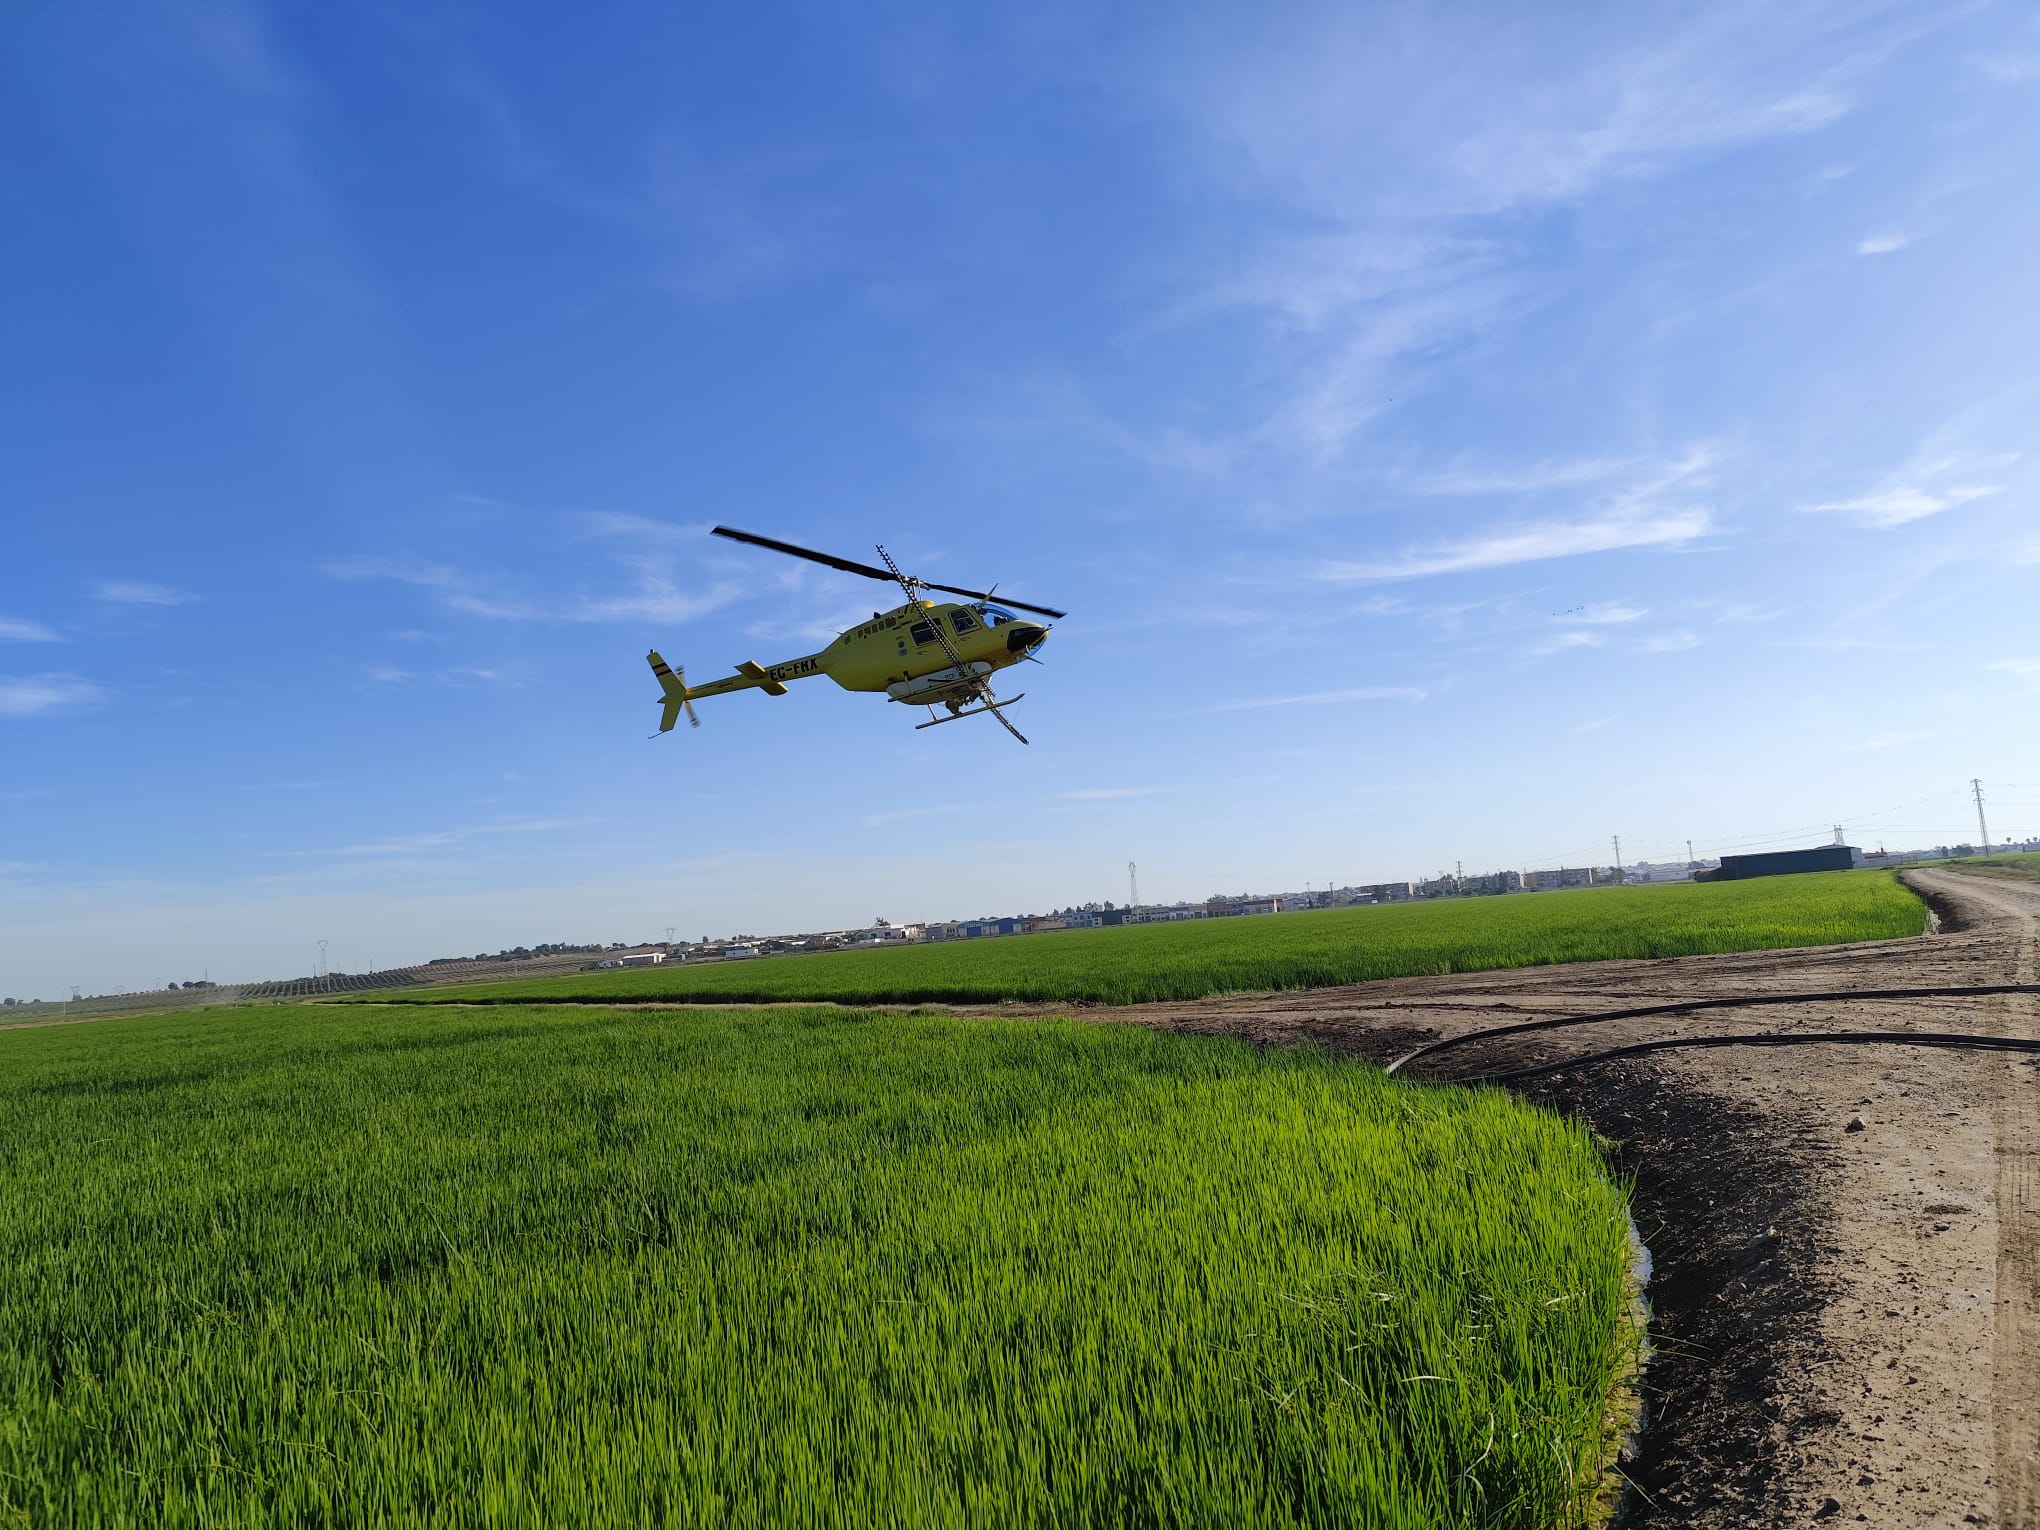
[363,870,1924,1009]
[2,1002,1638,1527]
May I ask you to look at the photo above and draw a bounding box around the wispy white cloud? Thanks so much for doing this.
[1976,52,2040,84]
[1574,716,1616,735]
[442,592,539,621]
[1326,444,1720,581]
[1803,479,2004,527]
[446,58,838,307]
[581,512,710,543]
[1804,425,2018,527]
[1855,232,1911,255]
[1209,686,1425,712]
[362,663,522,689]
[1854,730,1931,750]
[89,580,202,606]
[0,617,64,643]
[1783,635,1929,653]
[275,818,583,858]
[1531,630,1603,656]
[1170,229,1493,334]
[861,803,965,829]
[1253,276,1521,459]
[566,563,743,624]
[323,556,461,588]
[326,549,741,626]
[1159,8,1878,225]
[1573,602,1647,624]
[1637,630,1704,654]
[1712,601,1792,624]
[438,666,523,689]
[1445,73,1849,215]
[0,675,106,718]
[1409,456,1641,497]
[1117,4,1932,475]
[927,370,1241,479]
[1060,787,1151,801]
[1322,508,1710,582]
[1989,659,2040,690]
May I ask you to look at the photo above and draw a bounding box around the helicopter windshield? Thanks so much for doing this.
[981,605,1020,627]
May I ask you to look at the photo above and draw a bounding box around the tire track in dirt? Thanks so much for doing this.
[1938,869,2040,1528]
[1905,867,2040,1528]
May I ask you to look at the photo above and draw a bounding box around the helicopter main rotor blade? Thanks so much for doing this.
[710,526,898,584]
[712,525,1069,619]
[918,582,1068,620]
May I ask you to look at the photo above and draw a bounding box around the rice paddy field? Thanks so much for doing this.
[2,1001,1639,1527]
[365,870,1925,1009]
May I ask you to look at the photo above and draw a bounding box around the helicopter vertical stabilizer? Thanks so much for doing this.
[647,651,699,731]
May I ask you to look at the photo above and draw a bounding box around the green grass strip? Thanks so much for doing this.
[2,1003,1637,1527]
[364,870,1924,1009]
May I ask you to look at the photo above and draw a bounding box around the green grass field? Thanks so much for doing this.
[3,1002,1638,1527]
[364,870,1925,1009]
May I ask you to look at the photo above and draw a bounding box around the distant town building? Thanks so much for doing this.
[1205,896,1281,917]
[1520,867,1596,891]
[1693,845,1856,881]
[1351,882,1413,903]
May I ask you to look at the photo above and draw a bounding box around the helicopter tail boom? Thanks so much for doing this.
[649,648,833,731]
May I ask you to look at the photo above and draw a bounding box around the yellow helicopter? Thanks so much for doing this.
[647,526,1064,744]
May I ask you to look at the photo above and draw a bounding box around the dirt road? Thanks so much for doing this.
[1003,867,2039,1526]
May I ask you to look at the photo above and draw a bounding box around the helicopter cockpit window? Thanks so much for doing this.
[908,620,939,647]
[949,608,979,636]
[982,606,1017,627]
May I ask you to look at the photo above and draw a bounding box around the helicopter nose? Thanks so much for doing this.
[1006,622,1048,654]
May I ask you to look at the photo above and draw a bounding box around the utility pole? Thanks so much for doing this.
[1128,861,1140,908]
[1612,835,1623,882]
[1455,860,1463,883]
[1833,823,1845,846]
[1972,778,1990,853]
[1686,839,1695,867]
[664,925,676,949]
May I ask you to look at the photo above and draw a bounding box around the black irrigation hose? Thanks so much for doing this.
[1440,1030,2040,1086]
[1384,983,2040,1076]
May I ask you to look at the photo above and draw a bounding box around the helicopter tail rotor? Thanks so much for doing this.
[647,650,700,732]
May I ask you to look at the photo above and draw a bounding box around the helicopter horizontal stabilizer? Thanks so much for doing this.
[735,660,789,696]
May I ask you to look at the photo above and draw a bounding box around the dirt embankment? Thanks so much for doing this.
[1018,868,2038,1527]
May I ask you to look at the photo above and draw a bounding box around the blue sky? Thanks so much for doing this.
[5,1,2039,997]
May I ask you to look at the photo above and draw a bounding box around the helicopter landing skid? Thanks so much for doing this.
[916,694,1026,737]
